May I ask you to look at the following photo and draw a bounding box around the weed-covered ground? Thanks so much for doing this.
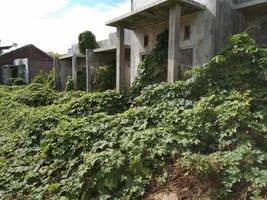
[0,34,266,200]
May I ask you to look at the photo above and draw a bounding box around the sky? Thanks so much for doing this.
[0,0,130,53]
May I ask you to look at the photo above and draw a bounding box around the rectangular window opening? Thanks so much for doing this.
[184,25,191,41]
[144,35,149,47]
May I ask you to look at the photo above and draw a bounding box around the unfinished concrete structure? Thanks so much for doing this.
[55,45,86,91]
[55,0,267,92]
[104,0,267,91]
[0,44,53,85]
[55,32,131,91]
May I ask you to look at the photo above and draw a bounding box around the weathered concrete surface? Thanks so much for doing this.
[86,49,94,92]
[116,27,126,92]
[72,55,78,90]
[104,0,267,88]
[168,3,181,82]
[54,58,61,91]
[129,0,218,83]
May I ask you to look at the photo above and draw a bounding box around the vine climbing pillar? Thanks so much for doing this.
[168,3,181,83]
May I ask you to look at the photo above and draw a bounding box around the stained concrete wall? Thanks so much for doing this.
[97,30,132,48]
[243,13,267,47]
[92,50,131,88]
[130,0,219,83]
[214,0,245,52]
[129,0,247,83]
[57,57,86,90]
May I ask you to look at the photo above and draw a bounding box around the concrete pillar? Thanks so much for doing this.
[54,57,61,91]
[72,55,78,90]
[168,3,181,83]
[116,26,126,92]
[86,49,94,92]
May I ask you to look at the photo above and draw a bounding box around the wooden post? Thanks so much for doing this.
[116,26,126,92]
[72,54,78,90]
[168,3,181,83]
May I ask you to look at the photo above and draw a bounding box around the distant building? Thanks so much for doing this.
[0,44,53,85]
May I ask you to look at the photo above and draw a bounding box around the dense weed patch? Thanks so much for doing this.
[0,34,266,200]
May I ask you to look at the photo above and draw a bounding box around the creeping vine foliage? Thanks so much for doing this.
[132,30,169,91]
[0,33,266,200]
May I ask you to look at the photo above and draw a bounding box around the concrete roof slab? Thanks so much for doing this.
[105,0,205,30]
[234,0,267,15]
[59,53,85,60]
[93,45,130,53]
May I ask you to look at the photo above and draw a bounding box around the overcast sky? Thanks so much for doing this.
[0,0,130,53]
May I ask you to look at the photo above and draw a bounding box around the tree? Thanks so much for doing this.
[47,51,62,59]
[78,31,97,54]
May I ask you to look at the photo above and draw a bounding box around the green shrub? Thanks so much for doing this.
[94,65,116,91]
[77,68,87,91]
[65,76,74,91]
[65,90,130,116]
[8,78,26,86]
[32,71,55,89]
[13,84,59,107]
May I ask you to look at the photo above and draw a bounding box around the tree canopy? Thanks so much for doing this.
[78,30,97,54]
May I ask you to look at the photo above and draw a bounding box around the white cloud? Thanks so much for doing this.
[0,0,130,53]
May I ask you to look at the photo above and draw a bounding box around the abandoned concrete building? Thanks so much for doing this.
[0,44,53,85]
[54,0,267,92]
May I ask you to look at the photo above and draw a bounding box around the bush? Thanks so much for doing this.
[65,76,74,91]
[8,78,26,86]
[13,84,59,107]
[77,68,87,91]
[32,71,55,89]
[94,65,116,91]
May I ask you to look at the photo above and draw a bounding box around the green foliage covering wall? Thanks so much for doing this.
[0,33,266,200]
[132,30,168,91]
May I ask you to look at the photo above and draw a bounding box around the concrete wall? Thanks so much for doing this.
[57,57,86,90]
[214,0,245,52]
[14,58,29,83]
[92,50,131,88]
[0,65,26,85]
[130,0,219,83]
[97,30,132,48]
[244,13,267,47]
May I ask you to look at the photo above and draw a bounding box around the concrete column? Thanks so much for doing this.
[116,26,126,92]
[168,3,181,83]
[54,57,61,91]
[86,49,94,92]
[72,54,78,90]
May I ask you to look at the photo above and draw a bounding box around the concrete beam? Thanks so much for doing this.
[116,27,126,92]
[72,55,78,90]
[54,58,61,91]
[86,49,94,92]
[168,3,181,83]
